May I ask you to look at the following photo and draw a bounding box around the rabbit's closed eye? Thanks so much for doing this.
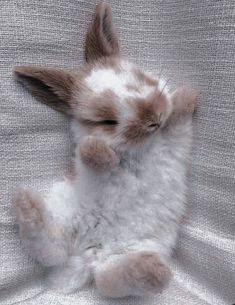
[148,122,160,129]
[98,120,118,126]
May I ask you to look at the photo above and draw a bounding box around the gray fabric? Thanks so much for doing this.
[0,0,234,304]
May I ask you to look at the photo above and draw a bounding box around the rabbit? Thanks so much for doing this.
[12,1,197,298]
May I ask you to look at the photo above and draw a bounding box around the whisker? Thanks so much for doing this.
[158,64,165,80]
[159,78,170,98]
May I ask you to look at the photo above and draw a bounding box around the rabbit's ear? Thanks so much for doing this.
[85,1,120,62]
[14,66,76,115]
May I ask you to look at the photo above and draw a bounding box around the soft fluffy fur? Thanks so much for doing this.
[12,1,196,298]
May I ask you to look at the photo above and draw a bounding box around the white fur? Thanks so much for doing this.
[14,62,193,294]
[85,60,169,102]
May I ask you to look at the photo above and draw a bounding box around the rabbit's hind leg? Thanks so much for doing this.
[13,187,69,266]
[94,251,171,298]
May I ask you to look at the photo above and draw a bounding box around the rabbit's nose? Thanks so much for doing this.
[147,122,161,132]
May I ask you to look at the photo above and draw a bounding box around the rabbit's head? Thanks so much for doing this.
[14,1,188,153]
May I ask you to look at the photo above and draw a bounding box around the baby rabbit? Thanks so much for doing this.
[13,1,196,298]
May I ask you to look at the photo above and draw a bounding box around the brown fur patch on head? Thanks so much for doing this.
[85,1,120,62]
[133,68,158,87]
[92,89,119,121]
[124,92,167,143]
[74,89,119,125]
[135,95,165,123]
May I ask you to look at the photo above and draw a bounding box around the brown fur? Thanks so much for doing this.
[14,66,76,115]
[135,94,166,123]
[73,89,119,125]
[95,251,171,298]
[123,121,149,144]
[12,188,43,238]
[124,92,167,143]
[133,68,158,87]
[85,2,119,62]
[79,137,119,172]
[92,90,119,121]
[13,188,66,262]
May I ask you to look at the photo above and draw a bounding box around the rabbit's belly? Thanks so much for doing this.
[76,133,190,256]
[77,164,186,256]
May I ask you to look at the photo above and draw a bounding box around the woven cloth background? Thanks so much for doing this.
[0,1,234,304]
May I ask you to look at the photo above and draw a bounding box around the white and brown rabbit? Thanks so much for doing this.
[13,1,196,298]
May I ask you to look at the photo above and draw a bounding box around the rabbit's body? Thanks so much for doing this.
[66,61,192,263]
[13,1,196,298]
[39,109,192,293]
[72,118,191,260]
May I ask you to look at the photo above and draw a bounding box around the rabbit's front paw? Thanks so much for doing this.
[79,137,120,172]
[171,86,197,117]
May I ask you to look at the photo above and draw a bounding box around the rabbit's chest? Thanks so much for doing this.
[94,148,184,213]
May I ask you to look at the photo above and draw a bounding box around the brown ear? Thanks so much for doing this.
[85,1,120,62]
[14,66,76,115]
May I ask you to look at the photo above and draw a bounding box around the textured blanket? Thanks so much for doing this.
[0,1,234,304]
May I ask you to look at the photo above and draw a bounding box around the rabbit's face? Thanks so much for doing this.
[14,1,172,151]
[72,58,170,149]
